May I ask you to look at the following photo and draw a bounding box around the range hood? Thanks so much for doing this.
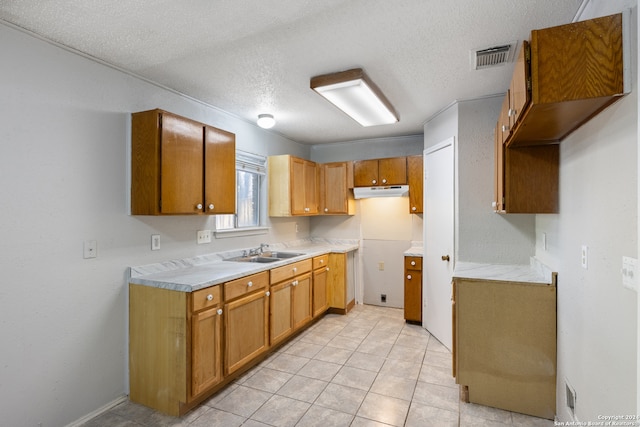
[353,185,409,199]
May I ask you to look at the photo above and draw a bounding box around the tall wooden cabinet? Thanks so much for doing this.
[327,252,355,314]
[131,109,235,215]
[268,155,319,216]
[353,157,407,187]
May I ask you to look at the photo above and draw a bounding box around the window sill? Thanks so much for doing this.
[214,226,270,239]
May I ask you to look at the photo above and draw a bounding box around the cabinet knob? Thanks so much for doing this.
[320,259,324,264]
[292,280,298,286]
[304,207,310,212]
[407,274,412,280]
[326,267,330,271]
[372,179,377,184]
[266,291,270,297]
[207,294,213,301]
[412,206,417,211]
[217,308,223,315]
[324,208,329,212]
[208,204,214,210]
[501,125,509,133]
[247,281,253,287]
[196,203,203,210]
[382,178,387,184]
[411,261,416,266]
[293,267,297,273]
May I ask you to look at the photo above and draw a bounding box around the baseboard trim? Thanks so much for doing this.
[65,395,128,427]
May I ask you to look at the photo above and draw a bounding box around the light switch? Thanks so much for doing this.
[151,234,161,251]
[378,262,384,271]
[581,245,588,269]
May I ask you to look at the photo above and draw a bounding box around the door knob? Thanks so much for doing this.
[441,255,450,261]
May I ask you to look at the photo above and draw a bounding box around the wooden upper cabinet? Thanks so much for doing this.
[506,13,627,147]
[407,155,423,214]
[353,157,407,187]
[268,155,318,217]
[320,162,355,215]
[204,126,235,214]
[131,109,236,215]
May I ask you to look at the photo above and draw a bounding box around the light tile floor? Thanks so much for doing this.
[84,305,554,427]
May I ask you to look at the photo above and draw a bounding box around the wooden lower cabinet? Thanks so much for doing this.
[453,276,557,419]
[312,255,330,317]
[270,259,313,346]
[327,252,355,314]
[224,272,270,376]
[292,273,312,329]
[403,256,422,323]
[129,284,224,416]
[269,280,293,346]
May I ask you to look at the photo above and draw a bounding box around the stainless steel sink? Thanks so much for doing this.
[225,251,304,263]
[261,251,303,259]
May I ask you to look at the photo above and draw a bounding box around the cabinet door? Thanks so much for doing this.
[303,160,318,214]
[321,162,350,214]
[404,269,422,322]
[312,267,329,317]
[204,126,235,214]
[508,41,530,130]
[269,281,293,346]
[498,93,511,145]
[160,113,204,214]
[292,273,312,330]
[327,253,346,310]
[494,121,505,212]
[224,290,269,375]
[191,306,223,397]
[353,159,379,186]
[378,157,407,185]
[290,157,307,215]
[407,155,423,214]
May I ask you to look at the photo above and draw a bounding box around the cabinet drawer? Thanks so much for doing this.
[404,256,422,270]
[313,255,329,270]
[271,259,312,284]
[192,285,221,312]
[224,271,269,301]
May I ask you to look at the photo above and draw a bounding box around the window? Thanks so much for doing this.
[215,151,267,235]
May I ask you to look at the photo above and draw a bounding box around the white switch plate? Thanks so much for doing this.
[197,230,211,244]
[83,240,97,259]
[151,234,161,251]
[378,261,384,271]
[622,256,638,291]
[581,245,588,269]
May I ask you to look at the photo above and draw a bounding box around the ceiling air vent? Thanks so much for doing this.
[471,42,517,70]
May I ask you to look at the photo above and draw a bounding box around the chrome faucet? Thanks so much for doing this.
[259,243,269,254]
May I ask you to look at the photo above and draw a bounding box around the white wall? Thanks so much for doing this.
[535,0,638,421]
[424,98,536,265]
[0,23,310,427]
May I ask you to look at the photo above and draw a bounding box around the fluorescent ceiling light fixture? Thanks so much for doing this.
[310,68,398,127]
[257,114,275,129]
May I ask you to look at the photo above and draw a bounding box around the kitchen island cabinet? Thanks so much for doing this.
[131,109,235,215]
[453,263,557,419]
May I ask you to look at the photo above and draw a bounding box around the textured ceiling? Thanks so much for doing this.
[0,0,583,144]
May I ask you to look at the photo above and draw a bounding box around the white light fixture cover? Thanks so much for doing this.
[311,68,398,127]
[257,114,275,129]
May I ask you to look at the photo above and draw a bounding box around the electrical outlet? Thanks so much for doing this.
[295,223,299,233]
[622,256,638,291]
[378,261,384,271]
[197,230,211,244]
[83,240,97,259]
[151,234,160,251]
[581,245,588,269]
[381,294,387,303]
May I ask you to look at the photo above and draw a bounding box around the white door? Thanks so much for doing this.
[423,138,455,350]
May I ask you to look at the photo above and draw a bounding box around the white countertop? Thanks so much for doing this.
[453,257,555,285]
[128,238,359,292]
[404,242,423,257]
